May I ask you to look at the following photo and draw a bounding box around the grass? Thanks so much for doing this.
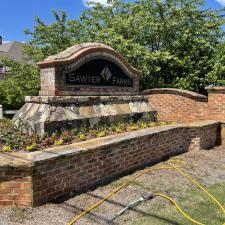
[128,182,225,225]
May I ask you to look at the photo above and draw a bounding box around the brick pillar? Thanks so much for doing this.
[206,86,225,121]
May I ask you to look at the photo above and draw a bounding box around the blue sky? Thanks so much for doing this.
[0,0,224,43]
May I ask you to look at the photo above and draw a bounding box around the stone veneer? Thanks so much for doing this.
[37,43,140,96]
[13,95,156,135]
[0,121,220,207]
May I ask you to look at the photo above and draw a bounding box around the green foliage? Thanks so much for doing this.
[0,118,171,152]
[24,10,75,62]
[0,58,40,109]
[159,121,167,126]
[26,143,37,151]
[139,120,148,129]
[111,122,126,133]
[78,132,86,141]
[1,1,224,110]
[127,120,139,130]
[55,139,64,146]
[206,42,225,86]
[2,145,11,152]
[149,122,156,127]
[61,130,72,142]
[23,1,225,94]
[97,130,106,137]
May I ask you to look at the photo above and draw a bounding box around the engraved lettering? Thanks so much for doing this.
[68,73,76,82]
[64,59,133,87]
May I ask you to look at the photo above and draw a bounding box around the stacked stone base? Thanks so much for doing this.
[13,96,156,135]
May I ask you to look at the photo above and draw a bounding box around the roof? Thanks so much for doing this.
[0,41,24,62]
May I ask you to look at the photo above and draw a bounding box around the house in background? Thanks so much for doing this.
[0,36,24,79]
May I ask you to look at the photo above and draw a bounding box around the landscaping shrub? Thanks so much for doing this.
[0,118,176,152]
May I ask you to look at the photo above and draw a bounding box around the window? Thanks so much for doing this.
[0,66,6,80]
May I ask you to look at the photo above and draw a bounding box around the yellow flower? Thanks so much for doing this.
[26,143,37,151]
[55,139,64,146]
[3,145,11,152]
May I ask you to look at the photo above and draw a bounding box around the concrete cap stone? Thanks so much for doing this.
[206,86,225,93]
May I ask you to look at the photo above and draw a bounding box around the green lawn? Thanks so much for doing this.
[129,182,225,225]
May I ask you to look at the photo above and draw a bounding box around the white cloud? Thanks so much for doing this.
[83,0,111,7]
[2,40,11,44]
[1,39,26,44]
[216,0,225,6]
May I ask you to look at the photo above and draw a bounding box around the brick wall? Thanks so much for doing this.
[29,121,222,206]
[0,169,32,207]
[0,121,220,207]
[143,87,225,122]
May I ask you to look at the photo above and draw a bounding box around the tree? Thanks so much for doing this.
[0,58,40,109]
[206,41,225,86]
[24,0,225,94]
[24,10,76,62]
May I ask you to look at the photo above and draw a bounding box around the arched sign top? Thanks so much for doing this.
[38,43,140,75]
[38,43,140,96]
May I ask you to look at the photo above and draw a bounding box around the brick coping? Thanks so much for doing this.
[142,88,207,101]
[0,120,219,169]
[37,43,141,75]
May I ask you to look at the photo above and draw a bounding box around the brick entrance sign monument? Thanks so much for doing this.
[2,43,224,209]
[14,43,156,134]
[38,43,139,96]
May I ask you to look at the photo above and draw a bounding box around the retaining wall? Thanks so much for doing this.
[0,121,220,207]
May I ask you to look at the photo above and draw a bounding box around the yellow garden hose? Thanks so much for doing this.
[67,160,225,225]
[167,161,225,215]
[67,166,178,225]
[155,192,205,225]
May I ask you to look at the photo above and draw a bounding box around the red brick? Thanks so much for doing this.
[24,182,32,189]
[0,201,14,206]
[5,182,22,189]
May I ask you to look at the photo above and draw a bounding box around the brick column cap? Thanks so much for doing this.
[206,86,225,93]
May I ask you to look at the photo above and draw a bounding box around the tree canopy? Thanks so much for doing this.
[0,58,40,109]
[24,0,225,94]
[1,0,225,109]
